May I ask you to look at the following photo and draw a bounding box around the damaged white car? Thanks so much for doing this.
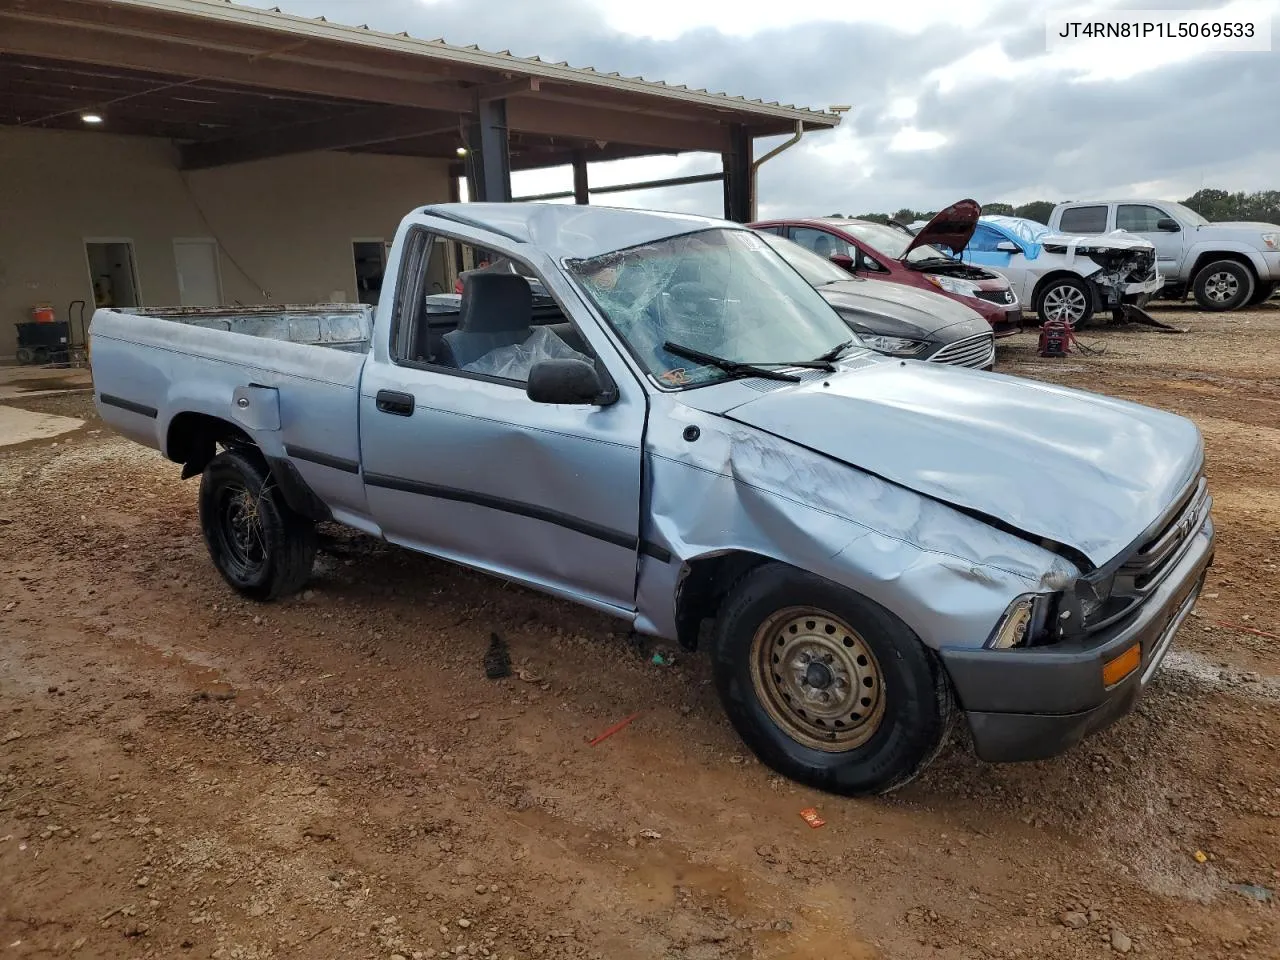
[961,215,1163,328]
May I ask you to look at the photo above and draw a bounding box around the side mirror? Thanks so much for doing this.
[526,358,613,405]
[1156,217,1181,232]
[830,253,855,270]
[995,240,1021,253]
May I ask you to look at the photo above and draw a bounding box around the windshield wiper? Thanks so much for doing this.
[815,339,855,362]
[662,341,834,382]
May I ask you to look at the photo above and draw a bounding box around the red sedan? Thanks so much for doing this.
[751,200,1022,337]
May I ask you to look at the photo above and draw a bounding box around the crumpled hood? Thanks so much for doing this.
[721,361,1203,568]
[1042,230,1154,251]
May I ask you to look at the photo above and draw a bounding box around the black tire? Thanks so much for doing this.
[711,563,955,796]
[1035,275,1094,329]
[198,448,316,601]
[1193,259,1255,311]
[15,347,34,364]
[1247,280,1277,306]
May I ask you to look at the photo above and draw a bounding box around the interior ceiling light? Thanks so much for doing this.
[81,113,104,124]
[455,146,468,156]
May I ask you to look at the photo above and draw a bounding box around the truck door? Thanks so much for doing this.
[358,226,648,615]
[1115,203,1184,278]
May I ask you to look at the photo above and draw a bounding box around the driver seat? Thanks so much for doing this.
[438,273,533,368]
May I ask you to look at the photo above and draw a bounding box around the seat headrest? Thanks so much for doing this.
[459,272,533,334]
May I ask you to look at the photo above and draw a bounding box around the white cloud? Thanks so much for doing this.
[886,97,918,121]
[505,0,984,39]
[888,128,948,152]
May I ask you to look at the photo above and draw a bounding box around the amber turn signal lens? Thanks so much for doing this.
[1102,644,1141,687]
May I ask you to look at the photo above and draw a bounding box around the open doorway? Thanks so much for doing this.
[352,240,386,306]
[85,240,141,309]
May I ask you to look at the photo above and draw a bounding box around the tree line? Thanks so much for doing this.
[834,189,1280,227]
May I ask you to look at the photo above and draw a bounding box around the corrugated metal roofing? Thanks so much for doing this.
[111,0,840,127]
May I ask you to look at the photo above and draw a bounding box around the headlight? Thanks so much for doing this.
[860,334,927,356]
[1076,574,1114,623]
[1262,233,1279,251]
[926,274,982,298]
[986,594,1054,649]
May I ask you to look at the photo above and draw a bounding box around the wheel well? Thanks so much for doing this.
[1189,252,1258,285]
[1031,270,1091,308]
[673,550,772,650]
[165,412,254,477]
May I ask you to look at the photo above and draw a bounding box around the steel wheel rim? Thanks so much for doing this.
[214,482,266,580]
[1043,284,1088,324]
[749,607,886,752]
[1205,271,1239,303]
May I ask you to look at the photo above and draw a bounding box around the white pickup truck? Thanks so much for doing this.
[1048,200,1280,310]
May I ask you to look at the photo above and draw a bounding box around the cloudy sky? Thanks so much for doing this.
[240,0,1280,218]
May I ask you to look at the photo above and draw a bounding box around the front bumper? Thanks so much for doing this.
[1120,276,1165,305]
[1098,276,1163,309]
[968,293,1022,337]
[1125,276,1164,296]
[939,514,1214,762]
[1260,250,1280,283]
[991,308,1022,338]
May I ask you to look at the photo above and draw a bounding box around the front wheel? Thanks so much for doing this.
[199,448,317,601]
[1036,276,1094,329]
[1193,260,1255,311]
[711,564,954,796]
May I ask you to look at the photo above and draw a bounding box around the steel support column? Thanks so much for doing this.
[572,152,590,205]
[466,97,512,202]
[721,124,753,222]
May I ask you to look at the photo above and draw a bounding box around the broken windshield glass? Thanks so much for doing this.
[567,228,854,388]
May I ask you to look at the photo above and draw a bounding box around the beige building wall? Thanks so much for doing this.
[0,126,453,357]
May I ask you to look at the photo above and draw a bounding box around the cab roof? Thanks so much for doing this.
[420,202,743,260]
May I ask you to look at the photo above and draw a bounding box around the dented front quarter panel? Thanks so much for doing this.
[634,391,1078,651]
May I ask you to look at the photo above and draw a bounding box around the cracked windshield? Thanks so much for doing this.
[569,228,856,387]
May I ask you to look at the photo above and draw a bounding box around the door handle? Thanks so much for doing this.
[375,390,414,417]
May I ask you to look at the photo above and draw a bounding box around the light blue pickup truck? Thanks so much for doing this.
[90,203,1214,795]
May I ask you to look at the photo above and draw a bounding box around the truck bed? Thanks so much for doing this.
[90,303,373,528]
[117,303,373,353]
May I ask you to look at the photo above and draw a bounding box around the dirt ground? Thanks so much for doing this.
[2,302,1279,960]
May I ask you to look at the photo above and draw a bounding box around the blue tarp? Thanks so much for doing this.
[970,216,1052,261]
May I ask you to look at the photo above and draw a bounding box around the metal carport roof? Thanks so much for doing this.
[0,0,841,187]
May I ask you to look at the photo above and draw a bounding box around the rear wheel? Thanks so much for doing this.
[1193,260,1255,311]
[1036,276,1094,329]
[199,448,316,601]
[711,563,954,796]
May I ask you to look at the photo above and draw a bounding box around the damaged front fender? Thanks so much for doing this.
[633,397,1078,651]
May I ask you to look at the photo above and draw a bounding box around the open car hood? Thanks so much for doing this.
[903,199,982,259]
[722,361,1203,569]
